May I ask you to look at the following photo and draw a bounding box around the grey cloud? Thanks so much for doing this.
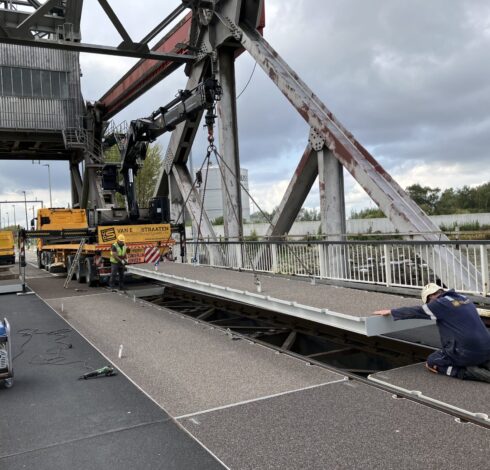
[3,1,490,211]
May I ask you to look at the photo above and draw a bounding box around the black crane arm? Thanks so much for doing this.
[119,78,222,221]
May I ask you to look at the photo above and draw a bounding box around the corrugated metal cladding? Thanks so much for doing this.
[0,44,83,130]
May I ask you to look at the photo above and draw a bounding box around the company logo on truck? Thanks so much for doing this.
[100,227,117,243]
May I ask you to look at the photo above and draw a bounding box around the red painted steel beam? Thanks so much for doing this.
[99,13,192,120]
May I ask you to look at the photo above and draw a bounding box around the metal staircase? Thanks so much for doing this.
[62,128,104,163]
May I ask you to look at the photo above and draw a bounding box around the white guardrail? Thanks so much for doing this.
[183,240,490,297]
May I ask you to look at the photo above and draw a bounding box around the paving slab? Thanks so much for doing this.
[45,291,344,417]
[0,293,223,470]
[180,380,490,470]
[369,363,490,422]
[129,263,434,336]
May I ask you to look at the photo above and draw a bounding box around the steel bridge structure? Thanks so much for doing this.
[0,0,484,292]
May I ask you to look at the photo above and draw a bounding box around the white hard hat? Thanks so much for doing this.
[421,283,444,304]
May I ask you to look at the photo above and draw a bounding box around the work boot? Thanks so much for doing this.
[463,366,490,383]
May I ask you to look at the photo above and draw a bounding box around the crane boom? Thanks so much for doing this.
[116,77,222,221]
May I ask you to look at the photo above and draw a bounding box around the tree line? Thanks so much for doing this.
[351,182,490,219]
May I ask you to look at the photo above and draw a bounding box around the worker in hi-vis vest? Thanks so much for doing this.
[109,234,128,291]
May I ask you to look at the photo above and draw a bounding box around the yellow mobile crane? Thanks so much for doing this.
[22,78,222,286]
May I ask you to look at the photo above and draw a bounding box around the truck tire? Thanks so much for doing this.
[86,258,98,287]
[76,258,87,284]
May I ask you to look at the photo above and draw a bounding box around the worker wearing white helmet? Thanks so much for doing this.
[109,234,128,291]
[374,283,490,383]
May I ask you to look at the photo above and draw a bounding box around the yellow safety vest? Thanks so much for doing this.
[110,243,127,264]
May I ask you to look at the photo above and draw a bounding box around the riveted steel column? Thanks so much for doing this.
[311,128,346,279]
[217,47,243,241]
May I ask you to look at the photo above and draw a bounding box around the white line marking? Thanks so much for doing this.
[176,378,348,420]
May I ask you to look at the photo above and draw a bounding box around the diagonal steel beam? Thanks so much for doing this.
[97,0,134,46]
[266,144,317,238]
[15,0,57,34]
[236,21,480,291]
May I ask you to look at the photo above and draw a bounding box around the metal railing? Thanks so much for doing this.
[63,127,103,163]
[184,239,490,296]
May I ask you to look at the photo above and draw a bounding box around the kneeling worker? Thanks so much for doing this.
[374,283,490,382]
[109,234,128,291]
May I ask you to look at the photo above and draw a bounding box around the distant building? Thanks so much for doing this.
[199,165,250,222]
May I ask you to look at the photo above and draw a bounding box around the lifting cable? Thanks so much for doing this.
[174,65,316,285]
[209,143,317,283]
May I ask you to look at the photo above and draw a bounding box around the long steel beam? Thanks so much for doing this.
[0,34,196,61]
[236,21,480,291]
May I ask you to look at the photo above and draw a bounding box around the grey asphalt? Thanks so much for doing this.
[180,380,490,470]
[370,363,490,419]
[0,293,223,470]
[45,292,344,417]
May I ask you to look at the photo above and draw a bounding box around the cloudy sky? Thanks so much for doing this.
[1,0,490,227]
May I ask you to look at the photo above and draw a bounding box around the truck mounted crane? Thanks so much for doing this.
[22,76,222,287]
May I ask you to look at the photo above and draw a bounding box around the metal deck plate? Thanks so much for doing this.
[128,263,434,336]
[179,380,490,470]
[369,363,490,423]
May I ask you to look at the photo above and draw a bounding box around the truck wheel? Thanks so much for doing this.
[76,258,87,284]
[86,258,98,287]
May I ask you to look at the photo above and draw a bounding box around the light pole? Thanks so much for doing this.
[22,191,28,229]
[6,212,9,228]
[11,205,16,227]
[43,163,53,208]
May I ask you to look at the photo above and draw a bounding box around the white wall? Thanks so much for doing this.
[186,212,490,239]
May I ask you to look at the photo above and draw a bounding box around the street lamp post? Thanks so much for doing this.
[11,205,16,227]
[43,164,53,208]
[22,191,28,229]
